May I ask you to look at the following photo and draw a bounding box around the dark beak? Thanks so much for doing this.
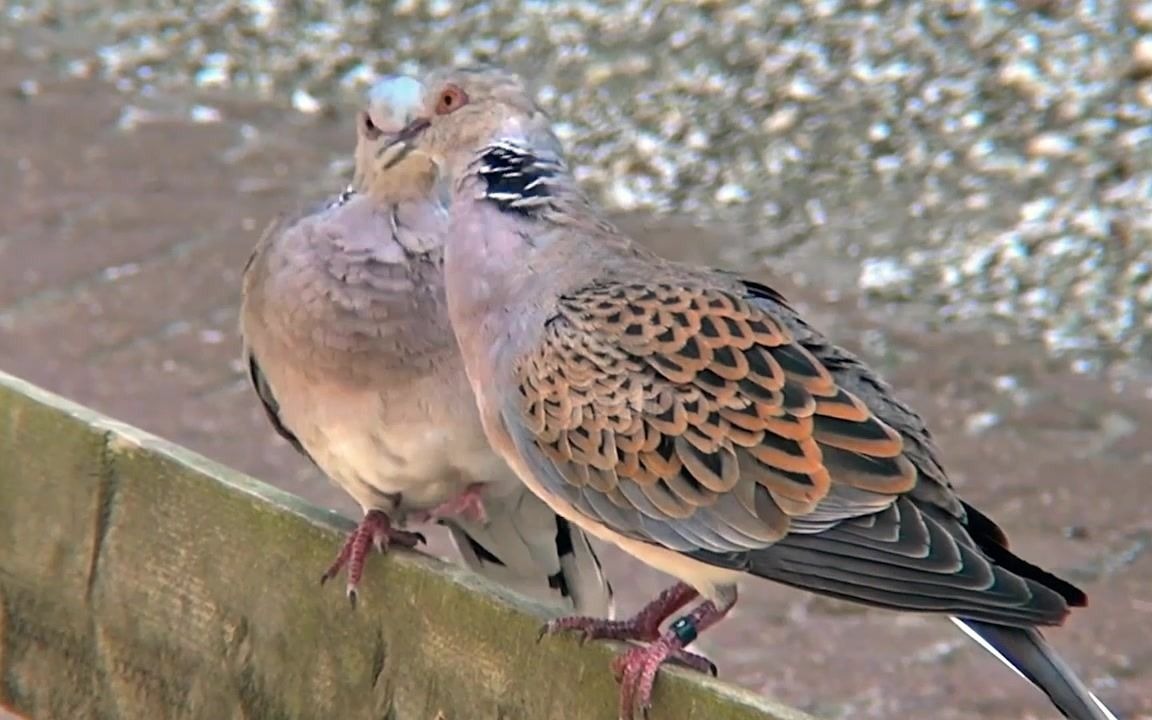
[395,117,430,143]
[380,117,431,170]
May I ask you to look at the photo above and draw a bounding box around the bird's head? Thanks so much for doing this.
[364,66,562,184]
[352,75,440,200]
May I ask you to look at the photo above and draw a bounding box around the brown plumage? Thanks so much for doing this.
[524,281,916,526]
[371,66,1119,720]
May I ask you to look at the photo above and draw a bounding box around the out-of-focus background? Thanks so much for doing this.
[1,2,1150,718]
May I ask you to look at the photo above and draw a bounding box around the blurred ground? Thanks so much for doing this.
[7,0,1152,369]
[0,50,1150,720]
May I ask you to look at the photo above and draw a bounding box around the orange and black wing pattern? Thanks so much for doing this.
[507,278,1078,625]
[511,280,916,553]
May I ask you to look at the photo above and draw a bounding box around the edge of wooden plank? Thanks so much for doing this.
[0,369,817,720]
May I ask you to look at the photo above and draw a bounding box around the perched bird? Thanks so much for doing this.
[238,77,613,616]
[373,66,1121,720]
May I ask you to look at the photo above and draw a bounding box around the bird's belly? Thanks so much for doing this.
[293,393,512,514]
[258,359,516,513]
[307,421,483,508]
[556,509,743,601]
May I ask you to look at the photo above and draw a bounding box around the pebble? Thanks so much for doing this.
[1132,36,1152,76]
[189,104,222,123]
[1027,132,1076,158]
[964,411,1001,436]
[290,88,322,114]
[16,78,40,97]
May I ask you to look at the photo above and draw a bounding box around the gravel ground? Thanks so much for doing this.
[4,0,1152,372]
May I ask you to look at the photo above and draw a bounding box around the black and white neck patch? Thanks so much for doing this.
[474,141,560,217]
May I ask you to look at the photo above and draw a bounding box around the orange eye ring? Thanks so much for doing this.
[435,84,469,115]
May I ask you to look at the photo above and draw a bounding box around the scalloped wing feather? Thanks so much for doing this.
[511,280,920,554]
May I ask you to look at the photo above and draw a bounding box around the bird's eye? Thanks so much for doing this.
[435,85,469,115]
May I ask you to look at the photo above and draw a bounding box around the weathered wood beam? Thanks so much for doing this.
[0,370,814,720]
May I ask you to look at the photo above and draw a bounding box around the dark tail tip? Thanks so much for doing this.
[952,618,1120,720]
[962,502,1088,608]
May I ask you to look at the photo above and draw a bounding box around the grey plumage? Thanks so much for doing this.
[238,79,612,614]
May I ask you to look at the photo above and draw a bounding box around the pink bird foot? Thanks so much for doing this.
[541,582,734,720]
[541,582,699,644]
[611,599,733,720]
[412,483,489,525]
[320,509,425,606]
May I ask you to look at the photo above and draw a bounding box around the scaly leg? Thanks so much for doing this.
[613,589,737,720]
[319,509,425,606]
[541,582,699,644]
[540,581,717,680]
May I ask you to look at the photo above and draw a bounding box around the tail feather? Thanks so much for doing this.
[444,488,615,616]
[951,618,1119,720]
[552,516,616,617]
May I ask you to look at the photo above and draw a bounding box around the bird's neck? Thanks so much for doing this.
[441,143,582,385]
[443,137,643,374]
[354,146,442,204]
[443,179,545,358]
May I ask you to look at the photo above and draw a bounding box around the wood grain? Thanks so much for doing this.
[0,370,815,720]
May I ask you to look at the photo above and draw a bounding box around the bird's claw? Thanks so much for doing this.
[538,586,726,720]
[320,509,425,605]
[539,614,661,645]
[609,639,714,719]
[612,639,667,720]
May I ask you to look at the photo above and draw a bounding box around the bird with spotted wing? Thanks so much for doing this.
[371,66,1122,720]
[239,77,613,616]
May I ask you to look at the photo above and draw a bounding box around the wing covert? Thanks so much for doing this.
[509,280,920,555]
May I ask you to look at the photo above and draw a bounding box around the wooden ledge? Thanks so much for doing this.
[0,370,815,720]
